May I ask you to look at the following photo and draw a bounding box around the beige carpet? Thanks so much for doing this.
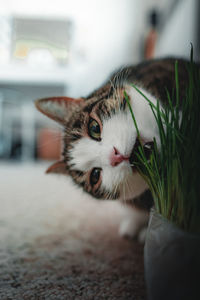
[0,162,146,300]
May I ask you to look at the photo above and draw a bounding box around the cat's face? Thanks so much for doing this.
[36,84,157,201]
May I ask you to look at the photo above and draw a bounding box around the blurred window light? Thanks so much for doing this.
[12,17,71,67]
[2,0,77,18]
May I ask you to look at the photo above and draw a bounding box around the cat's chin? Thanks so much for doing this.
[129,152,138,173]
[129,138,140,170]
[118,206,149,243]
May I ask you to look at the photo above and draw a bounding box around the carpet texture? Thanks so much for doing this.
[0,162,146,300]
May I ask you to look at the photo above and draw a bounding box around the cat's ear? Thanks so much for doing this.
[46,160,68,175]
[35,97,83,125]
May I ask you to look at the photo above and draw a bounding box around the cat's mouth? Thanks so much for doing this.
[129,138,154,171]
[129,138,140,171]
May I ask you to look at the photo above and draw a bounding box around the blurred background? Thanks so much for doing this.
[0,0,199,163]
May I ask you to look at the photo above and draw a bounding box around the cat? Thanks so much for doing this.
[35,58,190,241]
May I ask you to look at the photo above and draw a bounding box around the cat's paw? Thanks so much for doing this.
[118,206,149,243]
[119,220,147,243]
[119,218,140,240]
[138,227,147,244]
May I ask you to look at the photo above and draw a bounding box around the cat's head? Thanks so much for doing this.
[35,84,154,201]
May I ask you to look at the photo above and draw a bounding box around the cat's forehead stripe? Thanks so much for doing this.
[83,99,102,113]
[86,84,114,101]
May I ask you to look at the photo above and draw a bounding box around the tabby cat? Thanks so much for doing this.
[36,58,190,240]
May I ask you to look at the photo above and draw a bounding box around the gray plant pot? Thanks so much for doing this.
[144,210,200,300]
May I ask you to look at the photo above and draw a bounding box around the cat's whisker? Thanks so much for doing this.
[109,185,117,200]
[114,182,120,200]
[125,178,133,199]
[122,181,126,203]
[107,191,113,200]
[123,181,128,204]
[122,177,134,205]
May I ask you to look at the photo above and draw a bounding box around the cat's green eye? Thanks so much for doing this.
[90,168,101,186]
[88,118,101,141]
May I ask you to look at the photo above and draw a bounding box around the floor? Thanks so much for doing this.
[0,162,146,300]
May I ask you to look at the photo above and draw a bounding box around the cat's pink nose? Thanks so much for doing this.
[110,147,129,167]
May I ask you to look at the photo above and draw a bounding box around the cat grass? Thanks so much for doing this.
[125,49,200,233]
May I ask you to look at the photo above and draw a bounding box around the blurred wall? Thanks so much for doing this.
[65,0,149,97]
[156,0,199,59]
[65,0,199,97]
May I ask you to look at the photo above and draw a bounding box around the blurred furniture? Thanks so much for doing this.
[37,128,62,160]
[0,15,72,161]
[0,66,68,161]
[12,17,71,66]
